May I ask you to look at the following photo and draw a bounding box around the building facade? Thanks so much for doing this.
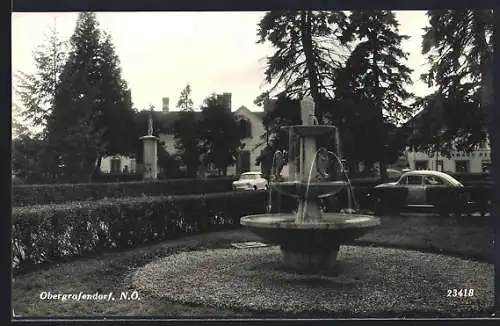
[99,93,268,177]
[402,104,492,173]
[405,141,491,173]
[229,106,266,175]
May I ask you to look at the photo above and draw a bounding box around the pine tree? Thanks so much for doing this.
[15,19,68,136]
[255,10,350,172]
[256,10,349,120]
[173,84,203,178]
[177,83,194,110]
[47,12,136,182]
[92,32,136,173]
[336,10,414,180]
[417,10,493,152]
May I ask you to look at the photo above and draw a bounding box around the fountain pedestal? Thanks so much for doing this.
[296,198,322,222]
[281,247,339,271]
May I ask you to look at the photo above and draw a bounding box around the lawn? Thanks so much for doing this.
[12,213,494,318]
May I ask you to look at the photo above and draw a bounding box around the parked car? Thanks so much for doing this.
[368,167,403,180]
[232,172,268,191]
[372,170,468,216]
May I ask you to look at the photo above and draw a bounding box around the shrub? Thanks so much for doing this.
[12,191,267,274]
[463,185,494,215]
[13,177,237,207]
[450,172,493,184]
[371,187,409,214]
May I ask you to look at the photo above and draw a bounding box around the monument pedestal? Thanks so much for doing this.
[140,135,159,181]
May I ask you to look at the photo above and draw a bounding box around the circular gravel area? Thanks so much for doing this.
[131,246,493,316]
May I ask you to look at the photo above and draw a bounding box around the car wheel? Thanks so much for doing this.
[253,185,258,191]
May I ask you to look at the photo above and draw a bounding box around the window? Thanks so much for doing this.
[239,119,252,138]
[482,160,491,173]
[424,175,444,185]
[407,175,422,185]
[130,158,136,173]
[455,160,470,173]
[240,174,257,180]
[110,158,121,173]
[435,160,443,172]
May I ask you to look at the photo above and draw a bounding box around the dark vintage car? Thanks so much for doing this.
[371,170,469,216]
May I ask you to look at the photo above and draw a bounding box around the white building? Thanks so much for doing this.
[405,141,491,173]
[228,106,266,175]
[403,107,491,173]
[156,105,266,176]
[147,93,268,177]
[100,155,137,173]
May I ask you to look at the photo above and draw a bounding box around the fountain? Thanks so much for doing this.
[129,96,493,315]
[240,96,381,273]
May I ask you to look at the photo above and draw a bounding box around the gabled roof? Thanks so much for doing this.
[234,106,266,121]
[152,110,204,130]
[152,106,266,131]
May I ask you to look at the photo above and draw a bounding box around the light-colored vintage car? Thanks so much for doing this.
[232,172,268,191]
[372,170,468,215]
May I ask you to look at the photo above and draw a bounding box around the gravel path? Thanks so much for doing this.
[131,246,494,317]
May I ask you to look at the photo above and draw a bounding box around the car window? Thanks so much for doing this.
[407,175,422,185]
[240,174,256,180]
[398,176,407,185]
[424,175,445,185]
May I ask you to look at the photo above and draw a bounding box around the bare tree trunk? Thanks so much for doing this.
[482,60,493,144]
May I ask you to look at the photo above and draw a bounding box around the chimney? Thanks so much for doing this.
[162,97,169,112]
[218,92,231,112]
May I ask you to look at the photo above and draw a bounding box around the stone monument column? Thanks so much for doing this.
[140,111,160,181]
[300,96,318,182]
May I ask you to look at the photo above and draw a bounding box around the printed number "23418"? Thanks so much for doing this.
[447,289,474,297]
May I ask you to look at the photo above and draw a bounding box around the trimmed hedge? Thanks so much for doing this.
[12,177,237,207]
[451,172,493,184]
[12,190,267,274]
[92,172,144,183]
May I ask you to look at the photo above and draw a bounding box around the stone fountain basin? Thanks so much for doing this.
[272,181,348,198]
[240,213,381,252]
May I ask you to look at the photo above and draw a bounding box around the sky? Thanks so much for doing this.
[12,11,433,116]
